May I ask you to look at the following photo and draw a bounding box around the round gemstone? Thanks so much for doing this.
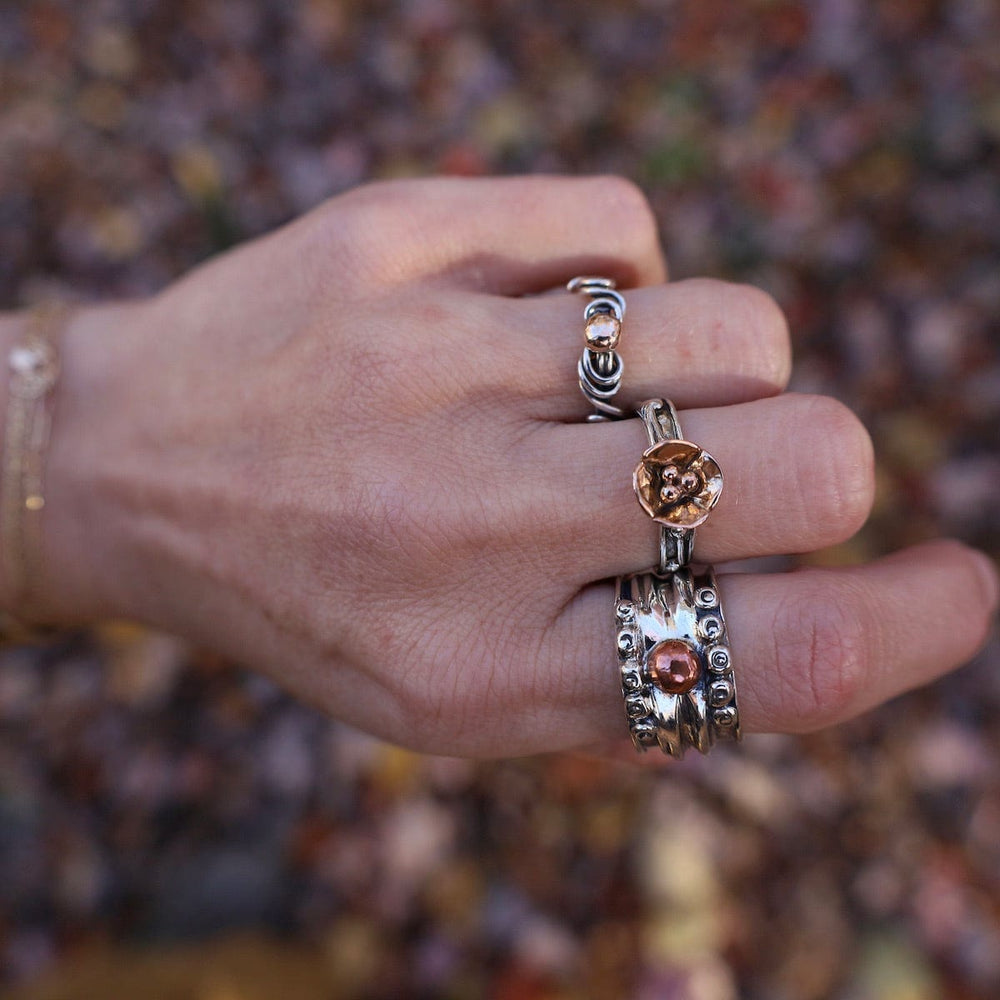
[648,640,701,694]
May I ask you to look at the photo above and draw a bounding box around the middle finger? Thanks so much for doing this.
[499,277,792,419]
[512,392,875,582]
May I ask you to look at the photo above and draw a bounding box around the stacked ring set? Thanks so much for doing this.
[569,277,741,759]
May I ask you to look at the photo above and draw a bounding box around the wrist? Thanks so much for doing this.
[0,301,148,625]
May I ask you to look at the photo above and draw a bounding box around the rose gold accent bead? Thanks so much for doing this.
[584,312,621,352]
[648,640,702,695]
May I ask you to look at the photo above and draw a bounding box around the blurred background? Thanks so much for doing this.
[1,1,999,997]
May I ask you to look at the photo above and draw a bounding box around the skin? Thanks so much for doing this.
[0,175,996,758]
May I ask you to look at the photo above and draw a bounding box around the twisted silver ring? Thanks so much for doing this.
[615,567,741,757]
[567,276,627,421]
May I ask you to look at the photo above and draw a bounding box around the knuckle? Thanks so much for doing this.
[302,179,423,284]
[377,300,482,408]
[297,191,379,282]
[799,395,876,536]
[674,279,791,388]
[730,283,792,386]
[332,177,419,218]
[588,175,660,247]
[771,574,871,729]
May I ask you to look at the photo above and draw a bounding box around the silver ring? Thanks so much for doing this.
[634,398,723,573]
[567,276,627,422]
[615,567,741,757]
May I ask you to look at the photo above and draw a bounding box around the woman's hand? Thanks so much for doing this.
[20,176,998,757]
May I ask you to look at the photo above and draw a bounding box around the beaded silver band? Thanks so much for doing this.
[615,566,741,758]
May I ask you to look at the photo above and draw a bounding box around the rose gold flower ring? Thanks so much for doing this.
[634,398,723,574]
[616,566,741,757]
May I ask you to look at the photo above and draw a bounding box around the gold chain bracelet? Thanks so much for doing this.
[1,305,69,626]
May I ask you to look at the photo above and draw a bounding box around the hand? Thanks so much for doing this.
[22,176,999,757]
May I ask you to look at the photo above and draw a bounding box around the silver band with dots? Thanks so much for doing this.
[615,566,741,758]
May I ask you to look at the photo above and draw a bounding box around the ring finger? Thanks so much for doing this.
[552,540,999,753]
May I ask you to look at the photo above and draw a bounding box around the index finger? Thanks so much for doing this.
[332,174,669,293]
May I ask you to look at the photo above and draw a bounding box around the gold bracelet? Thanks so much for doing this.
[1,305,69,623]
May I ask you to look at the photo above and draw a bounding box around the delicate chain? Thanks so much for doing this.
[1,305,68,621]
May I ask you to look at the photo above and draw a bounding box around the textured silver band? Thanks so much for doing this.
[615,566,741,758]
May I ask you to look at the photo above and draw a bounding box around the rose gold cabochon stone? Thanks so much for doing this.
[648,640,701,695]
